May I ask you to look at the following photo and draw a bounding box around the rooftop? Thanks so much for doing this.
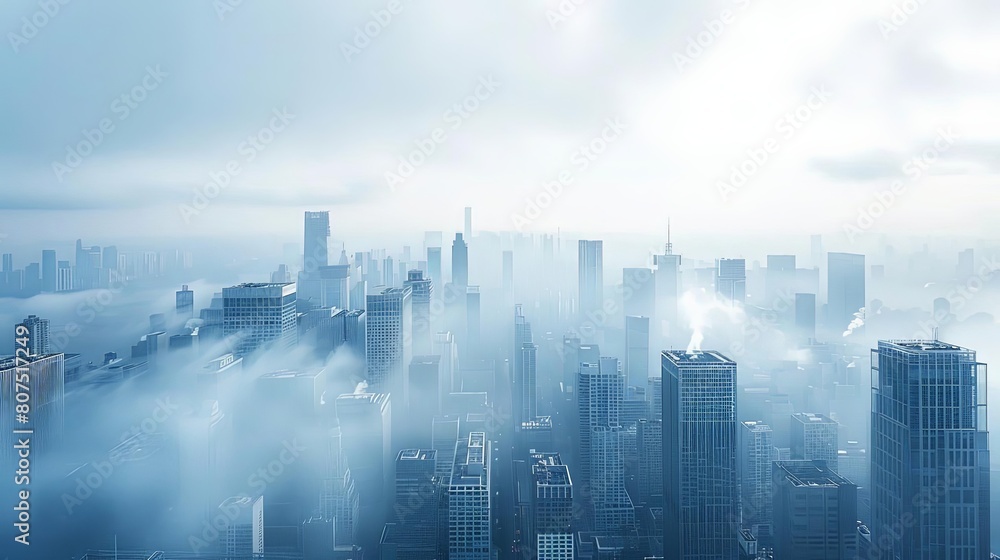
[775,460,854,488]
[792,412,837,424]
[662,350,734,365]
[883,339,967,352]
[398,448,437,462]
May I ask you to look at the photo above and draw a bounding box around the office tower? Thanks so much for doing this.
[427,247,442,287]
[577,357,623,487]
[74,239,101,290]
[464,206,473,239]
[449,432,491,560]
[313,308,366,360]
[318,264,351,308]
[561,335,580,389]
[871,340,990,559]
[522,342,538,424]
[56,260,72,292]
[716,258,746,305]
[827,252,865,331]
[222,282,297,357]
[623,267,655,319]
[299,211,331,302]
[452,233,469,287]
[432,416,460,479]
[220,495,264,557]
[531,452,574,560]
[577,240,603,317]
[408,356,441,446]
[393,449,438,559]
[765,255,795,306]
[591,425,635,532]
[662,350,738,560]
[514,305,533,426]
[383,256,395,288]
[1,353,64,467]
[176,284,194,319]
[649,375,662,421]
[404,270,433,355]
[795,293,817,342]
[740,421,775,544]
[433,331,459,395]
[502,249,514,301]
[654,224,682,339]
[350,278,367,311]
[772,460,857,559]
[637,418,663,506]
[21,262,41,296]
[625,315,649,388]
[41,249,56,292]
[365,286,413,398]
[16,315,51,355]
[1,253,11,272]
[336,393,392,551]
[466,286,481,355]
[838,440,870,523]
[791,412,839,471]
[101,245,118,284]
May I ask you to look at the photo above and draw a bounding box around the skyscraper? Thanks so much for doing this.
[1,353,64,467]
[404,270,433,355]
[16,315,51,355]
[662,350,738,560]
[521,342,538,424]
[318,264,351,309]
[790,412,839,471]
[637,418,663,506]
[41,249,56,293]
[827,252,865,332]
[795,293,817,342]
[222,282,297,357]
[452,233,468,287]
[871,340,990,559]
[623,267,655,319]
[530,451,574,560]
[654,228,682,339]
[590,425,635,532]
[427,247,442,288]
[393,449,438,559]
[502,250,514,303]
[449,431,491,560]
[624,315,649,388]
[577,356,623,492]
[740,421,775,544]
[716,258,746,305]
[56,260,72,292]
[577,240,603,318]
[176,284,194,320]
[366,286,413,399]
[336,393,392,551]
[514,305,533,427]
[772,460,857,559]
[300,211,331,302]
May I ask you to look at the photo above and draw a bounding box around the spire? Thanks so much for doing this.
[665,218,673,255]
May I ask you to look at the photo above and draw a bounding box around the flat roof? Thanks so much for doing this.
[775,460,853,488]
[662,350,734,365]
[882,339,967,352]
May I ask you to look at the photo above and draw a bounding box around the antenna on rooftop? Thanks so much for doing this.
[665,217,673,255]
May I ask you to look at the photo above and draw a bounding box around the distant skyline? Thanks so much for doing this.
[3,1,999,238]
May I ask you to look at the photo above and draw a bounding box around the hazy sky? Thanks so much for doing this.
[2,0,998,239]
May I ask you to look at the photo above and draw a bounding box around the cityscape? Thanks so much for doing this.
[3,1,999,559]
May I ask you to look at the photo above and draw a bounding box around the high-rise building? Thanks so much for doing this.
[591,425,635,532]
[623,267,655,320]
[772,460,857,559]
[577,240,603,318]
[577,356,623,490]
[1,253,11,272]
[625,315,649,388]
[1,353,64,467]
[502,250,514,303]
[222,282,297,357]
[827,252,865,332]
[408,356,441,446]
[318,264,351,309]
[300,211,331,302]
[427,247,442,288]
[452,233,469,287]
[740,421,775,544]
[433,331,459,396]
[16,315,51,355]
[176,284,194,320]
[522,342,538,425]
[220,495,264,558]
[871,340,990,559]
[795,293,817,342]
[662,350,738,560]
[514,305,533,427]
[466,286,481,356]
[336,393,392,551]
[654,228,682,340]
[531,451,574,560]
[716,258,746,305]
[393,449,438,559]
[56,260,73,292]
[366,286,413,398]
[404,270,433,355]
[41,249,56,293]
[791,412,839,471]
[449,431,491,560]
[637,418,663,506]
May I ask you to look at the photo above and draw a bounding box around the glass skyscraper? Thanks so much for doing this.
[662,350,738,560]
[577,240,603,317]
[221,282,297,357]
[365,286,413,399]
[827,252,865,332]
[871,340,990,559]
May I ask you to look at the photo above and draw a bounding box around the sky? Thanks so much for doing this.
[1,0,998,240]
